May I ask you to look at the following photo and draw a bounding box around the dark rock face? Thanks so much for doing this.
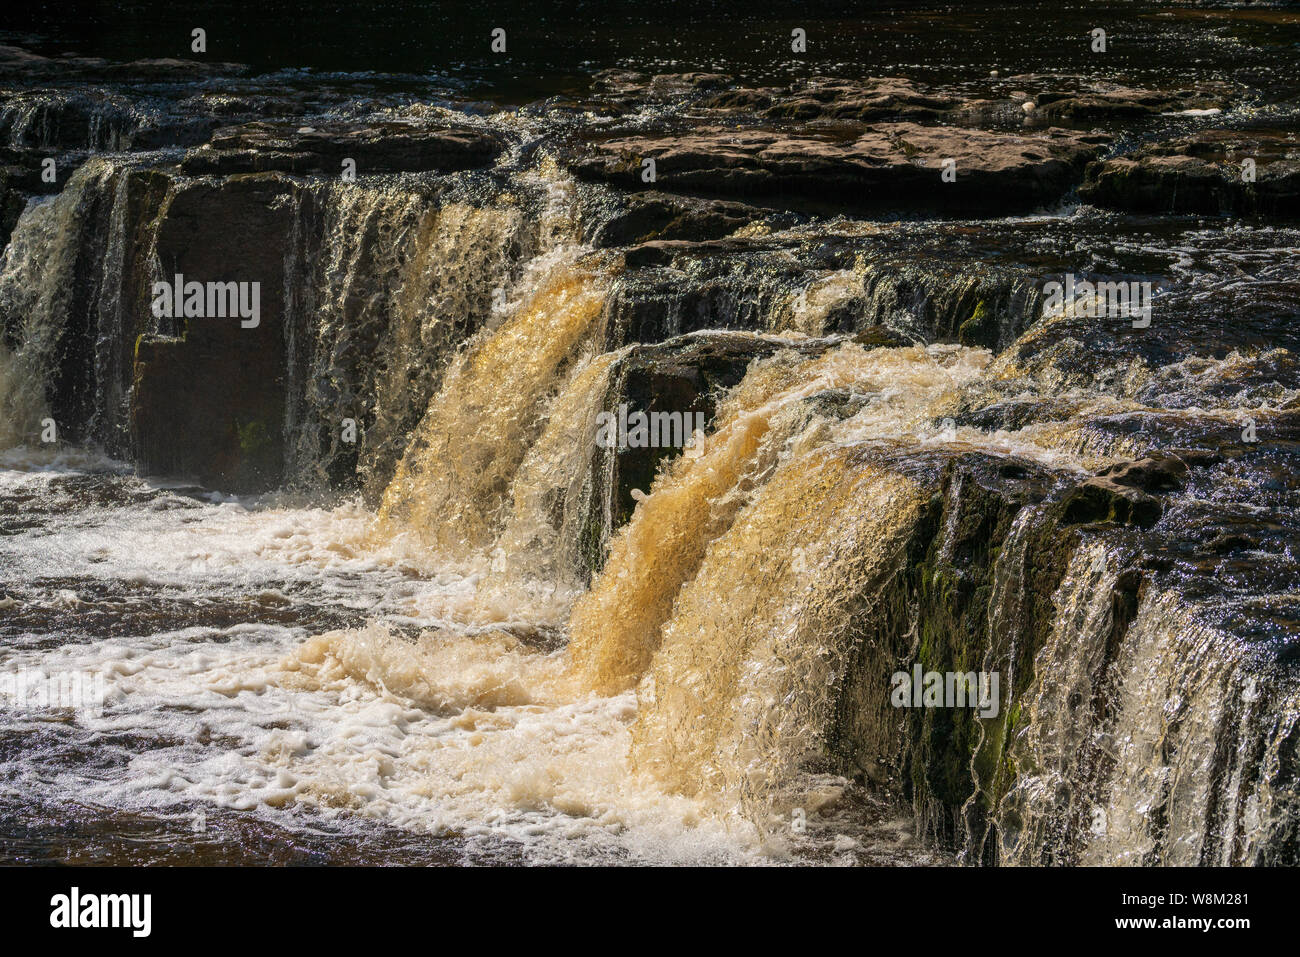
[570,122,1108,216]
[0,45,248,83]
[1059,453,1190,529]
[829,450,1074,857]
[826,427,1300,864]
[1061,476,1163,528]
[586,190,778,247]
[132,175,300,492]
[181,120,505,176]
[620,237,754,269]
[1095,453,1189,493]
[0,166,30,247]
[1081,129,1300,217]
[601,217,1083,352]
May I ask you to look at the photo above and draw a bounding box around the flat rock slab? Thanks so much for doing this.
[182,120,505,176]
[570,122,1107,215]
[703,76,958,122]
[1014,78,1234,121]
[586,70,1236,128]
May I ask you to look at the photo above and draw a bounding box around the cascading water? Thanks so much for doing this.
[0,156,147,451]
[490,350,624,605]
[281,179,541,498]
[2,22,1298,866]
[376,256,612,561]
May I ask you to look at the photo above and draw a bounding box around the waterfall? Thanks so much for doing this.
[996,547,1300,866]
[996,541,1131,865]
[282,181,440,493]
[487,350,624,612]
[567,342,1001,836]
[282,180,541,497]
[1081,591,1299,866]
[376,255,613,562]
[568,341,991,694]
[630,451,925,825]
[0,90,149,151]
[0,157,149,451]
[566,353,817,695]
[280,156,590,500]
[2,111,1293,865]
[0,185,81,449]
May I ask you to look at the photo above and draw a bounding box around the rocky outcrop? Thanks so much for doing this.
[181,120,505,176]
[1057,453,1189,529]
[585,190,782,247]
[1080,128,1300,217]
[827,423,1300,863]
[600,223,1056,350]
[1024,81,1232,122]
[570,122,1107,215]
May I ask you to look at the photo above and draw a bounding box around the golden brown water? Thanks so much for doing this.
[377,259,612,561]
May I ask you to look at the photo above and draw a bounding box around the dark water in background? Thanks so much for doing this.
[5,1,1300,101]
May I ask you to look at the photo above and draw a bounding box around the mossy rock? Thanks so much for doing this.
[957,300,996,348]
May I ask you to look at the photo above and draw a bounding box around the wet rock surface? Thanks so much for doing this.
[1022,79,1235,123]
[1081,127,1300,216]
[584,69,1242,130]
[586,190,783,247]
[569,122,1108,216]
[181,120,505,175]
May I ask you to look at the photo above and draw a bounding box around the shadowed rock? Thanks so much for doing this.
[1080,128,1300,217]
[1059,454,1191,529]
[131,174,299,492]
[586,190,782,246]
